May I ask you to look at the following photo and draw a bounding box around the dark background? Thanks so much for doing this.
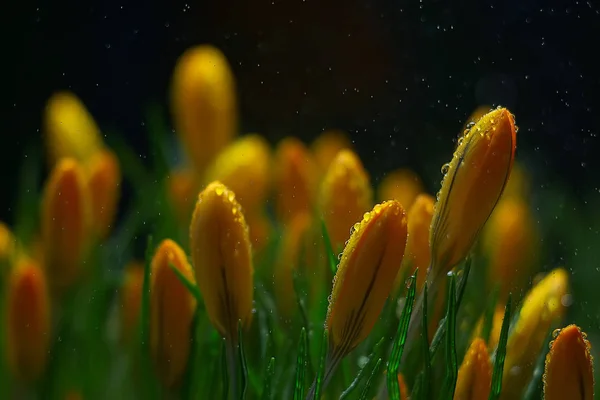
[4,0,600,224]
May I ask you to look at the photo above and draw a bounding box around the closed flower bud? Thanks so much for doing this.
[119,261,144,344]
[377,168,424,210]
[167,167,199,224]
[501,162,529,199]
[41,158,92,291]
[501,268,569,399]
[472,304,504,351]
[44,91,104,167]
[190,182,254,340]
[543,325,594,400]
[454,338,492,400]
[273,137,317,224]
[5,259,50,382]
[430,107,517,282]
[246,211,273,256]
[310,129,352,173]
[150,239,197,388]
[326,200,407,358]
[319,149,373,252]
[0,222,17,278]
[87,149,121,239]
[204,135,271,213]
[397,373,409,400]
[171,45,236,173]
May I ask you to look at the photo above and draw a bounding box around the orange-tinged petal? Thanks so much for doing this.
[311,129,352,173]
[41,158,92,291]
[377,168,424,210]
[150,239,197,388]
[171,45,236,173]
[500,268,569,399]
[119,261,144,344]
[190,182,254,340]
[543,325,594,400]
[273,137,318,224]
[44,91,104,166]
[430,107,516,281]
[454,338,492,400]
[87,149,121,239]
[167,167,199,224]
[472,305,504,351]
[5,259,50,382]
[319,149,373,252]
[204,134,271,213]
[326,200,407,356]
[397,373,409,400]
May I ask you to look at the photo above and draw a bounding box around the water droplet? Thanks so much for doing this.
[440,163,450,174]
[215,186,224,196]
[552,328,561,338]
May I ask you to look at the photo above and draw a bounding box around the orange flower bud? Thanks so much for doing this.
[44,91,104,167]
[482,197,538,300]
[430,107,517,281]
[5,259,50,382]
[377,168,424,210]
[150,239,197,388]
[326,200,407,356]
[119,261,144,344]
[319,149,372,252]
[501,268,569,399]
[472,304,504,351]
[543,325,594,400]
[167,167,199,224]
[246,210,273,256]
[273,137,317,224]
[171,45,237,173]
[204,135,271,213]
[310,129,352,173]
[397,373,409,400]
[41,158,92,291]
[190,182,254,340]
[87,149,121,239]
[454,338,492,400]
[0,222,16,276]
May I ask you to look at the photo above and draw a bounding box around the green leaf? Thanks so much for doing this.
[222,339,230,400]
[440,275,458,400]
[387,270,418,400]
[292,269,314,379]
[313,330,328,400]
[238,321,248,400]
[482,285,500,345]
[169,262,203,304]
[523,330,551,400]
[339,338,385,400]
[421,284,431,400]
[320,218,338,274]
[357,358,382,400]
[261,357,275,400]
[488,295,512,400]
[294,328,308,400]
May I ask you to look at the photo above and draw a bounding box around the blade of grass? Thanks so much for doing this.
[421,284,431,400]
[292,270,314,378]
[221,339,230,400]
[320,218,338,274]
[523,330,551,400]
[440,275,458,399]
[339,338,385,400]
[488,295,512,400]
[311,330,328,400]
[294,328,308,400]
[357,358,382,400]
[238,321,248,400]
[261,357,275,400]
[481,285,500,344]
[169,262,203,304]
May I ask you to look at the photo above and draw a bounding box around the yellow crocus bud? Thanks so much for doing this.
[482,197,538,300]
[430,107,517,282]
[41,158,92,291]
[454,338,492,400]
[472,304,504,351]
[310,129,352,173]
[167,167,199,224]
[87,149,121,239]
[119,261,144,344]
[44,91,104,166]
[319,149,372,252]
[171,45,237,173]
[204,135,271,213]
[501,162,529,199]
[501,268,569,399]
[5,259,50,382]
[377,168,424,210]
[190,182,254,341]
[273,137,317,224]
[543,325,594,400]
[150,239,197,388]
[326,200,407,360]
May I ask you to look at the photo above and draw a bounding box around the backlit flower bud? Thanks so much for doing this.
[44,91,104,167]
[171,45,236,173]
[454,338,492,400]
[150,239,197,388]
[0,222,16,277]
[273,137,317,224]
[87,149,121,239]
[167,167,199,224]
[319,149,372,252]
[246,210,273,256]
[326,200,407,357]
[430,108,517,281]
[543,325,594,400]
[501,268,569,399]
[204,135,271,213]
[501,162,529,199]
[472,304,504,351]
[377,168,424,210]
[5,259,50,382]
[310,129,352,173]
[119,261,144,344]
[41,158,92,291]
[190,182,254,340]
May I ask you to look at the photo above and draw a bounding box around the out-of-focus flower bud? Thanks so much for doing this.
[454,338,492,400]
[430,107,517,282]
[543,324,594,400]
[461,105,492,132]
[319,149,372,252]
[119,261,144,344]
[5,259,50,382]
[171,45,237,173]
[0,222,17,279]
[167,167,199,224]
[150,239,197,388]
[246,210,273,257]
[501,268,569,399]
[377,168,424,210]
[326,200,407,359]
[87,149,121,239]
[204,135,271,213]
[397,373,409,400]
[190,182,254,341]
[310,129,352,173]
[41,158,92,291]
[472,304,505,351]
[501,162,529,199]
[273,137,317,225]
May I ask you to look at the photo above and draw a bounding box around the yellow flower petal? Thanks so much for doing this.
[454,338,492,400]
[377,168,424,210]
[87,149,121,239]
[119,261,144,345]
[167,167,199,224]
[472,304,504,351]
[310,129,352,173]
